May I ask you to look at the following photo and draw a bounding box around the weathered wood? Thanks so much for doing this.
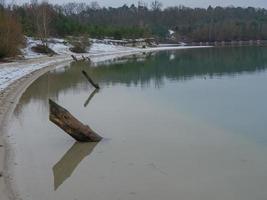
[71,55,78,62]
[49,99,102,142]
[82,70,100,89]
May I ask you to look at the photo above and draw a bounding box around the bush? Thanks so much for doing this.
[69,45,87,53]
[68,35,91,53]
[0,11,23,59]
[31,44,55,55]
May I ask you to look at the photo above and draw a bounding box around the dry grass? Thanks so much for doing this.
[0,11,23,59]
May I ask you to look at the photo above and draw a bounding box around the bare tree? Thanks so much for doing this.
[138,1,147,9]
[62,2,86,15]
[40,3,50,44]
[31,0,38,6]
[31,1,52,47]
[62,3,74,15]
[0,0,5,7]
[90,1,100,10]
[150,0,163,11]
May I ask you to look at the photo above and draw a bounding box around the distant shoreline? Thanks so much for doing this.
[187,40,266,47]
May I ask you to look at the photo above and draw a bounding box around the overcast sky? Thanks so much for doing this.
[7,0,267,8]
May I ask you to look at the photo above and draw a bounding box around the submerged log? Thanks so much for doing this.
[82,70,100,89]
[71,55,78,62]
[49,99,102,142]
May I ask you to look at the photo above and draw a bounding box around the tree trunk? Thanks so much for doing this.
[49,99,102,142]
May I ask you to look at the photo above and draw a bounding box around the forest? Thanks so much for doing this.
[1,0,267,58]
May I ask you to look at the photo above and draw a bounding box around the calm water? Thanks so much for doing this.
[7,47,267,200]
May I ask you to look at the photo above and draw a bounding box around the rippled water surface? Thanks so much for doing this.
[7,47,267,200]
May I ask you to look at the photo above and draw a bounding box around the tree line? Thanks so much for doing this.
[9,1,267,41]
[1,0,267,58]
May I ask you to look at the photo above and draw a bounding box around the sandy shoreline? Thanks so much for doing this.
[0,45,211,200]
[0,58,73,200]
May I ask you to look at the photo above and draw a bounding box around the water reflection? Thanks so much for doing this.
[86,46,267,86]
[84,88,99,107]
[53,142,99,190]
[14,46,267,113]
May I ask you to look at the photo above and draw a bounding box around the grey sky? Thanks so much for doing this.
[7,0,267,8]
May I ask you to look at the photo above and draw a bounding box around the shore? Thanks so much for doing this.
[0,44,210,200]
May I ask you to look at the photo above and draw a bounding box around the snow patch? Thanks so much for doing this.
[20,37,44,59]
[168,30,175,35]
[0,58,70,91]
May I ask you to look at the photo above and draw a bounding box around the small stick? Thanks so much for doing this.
[71,55,78,62]
[82,55,86,61]
[82,70,100,89]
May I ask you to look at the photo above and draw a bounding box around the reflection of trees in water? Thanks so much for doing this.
[14,46,267,115]
[87,47,267,86]
[13,64,92,115]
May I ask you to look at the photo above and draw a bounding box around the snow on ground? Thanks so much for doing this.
[0,39,139,91]
[89,43,136,54]
[48,41,72,55]
[0,57,70,91]
[20,37,44,59]
[21,37,138,58]
[0,37,211,92]
[21,37,73,58]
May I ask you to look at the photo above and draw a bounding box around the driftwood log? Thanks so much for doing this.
[82,70,100,89]
[49,99,102,142]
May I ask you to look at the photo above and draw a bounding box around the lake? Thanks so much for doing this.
[6,46,267,200]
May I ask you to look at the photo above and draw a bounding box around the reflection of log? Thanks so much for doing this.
[82,70,100,89]
[84,88,99,107]
[71,55,78,62]
[49,99,102,142]
[53,142,98,190]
